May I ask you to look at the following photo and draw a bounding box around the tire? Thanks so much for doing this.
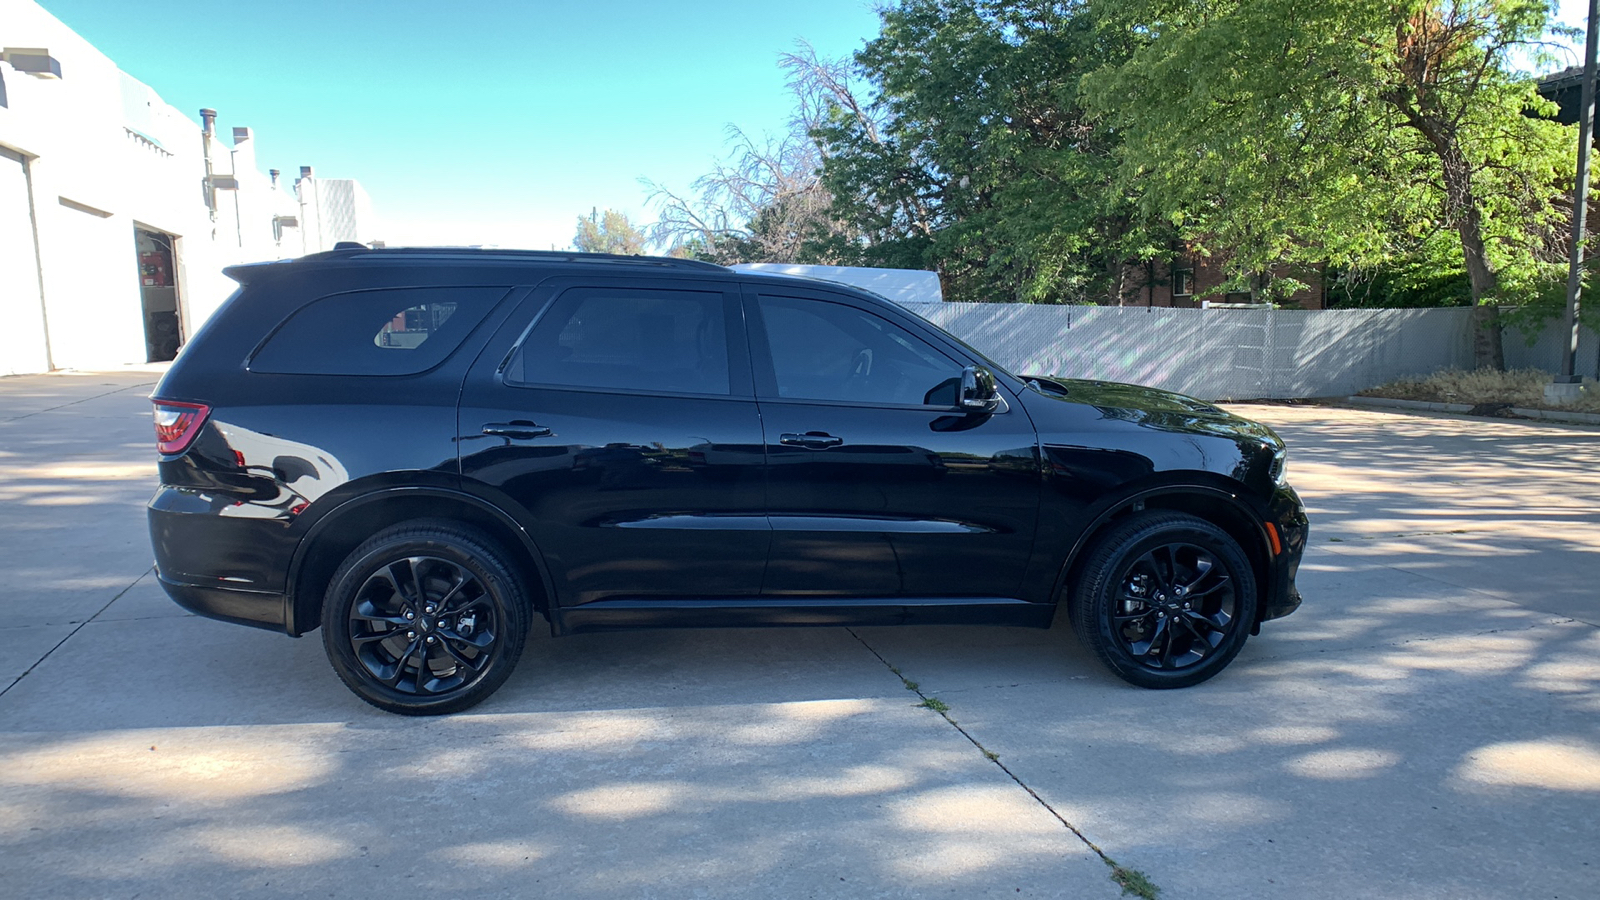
[321,521,530,715]
[1070,511,1257,689]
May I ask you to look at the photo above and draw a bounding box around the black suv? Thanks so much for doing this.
[149,247,1307,714]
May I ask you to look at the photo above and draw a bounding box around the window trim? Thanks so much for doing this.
[1172,268,1195,298]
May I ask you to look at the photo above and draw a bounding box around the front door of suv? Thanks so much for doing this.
[745,288,1042,599]
[458,278,767,607]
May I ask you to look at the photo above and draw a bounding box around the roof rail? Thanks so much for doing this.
[306,245,728,271]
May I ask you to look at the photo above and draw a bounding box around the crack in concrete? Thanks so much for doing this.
[1316,543,1600,628]
[1242,616,1593,665]
[81,612,197,624]
[1323,529,1471,541]
[845,626,1157,899]
[0,566,154,699]
[928,678,1097,698]
[0,381,157,424]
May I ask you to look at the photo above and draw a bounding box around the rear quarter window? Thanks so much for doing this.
[248,286,510,376]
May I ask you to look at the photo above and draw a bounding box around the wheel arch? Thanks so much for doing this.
[1052,476,1275,632]
[285,487,553,636]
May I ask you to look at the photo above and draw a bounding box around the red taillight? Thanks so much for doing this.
[152,400,211,455]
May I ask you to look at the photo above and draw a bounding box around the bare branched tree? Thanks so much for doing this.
[644,42,872,265]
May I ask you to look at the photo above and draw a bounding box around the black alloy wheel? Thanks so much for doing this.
[1070,511,1257,689]
[322,522,529,715]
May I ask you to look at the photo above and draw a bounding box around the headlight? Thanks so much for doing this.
[1269,446,1288,486]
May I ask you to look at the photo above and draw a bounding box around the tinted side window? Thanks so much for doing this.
[507,288,730,396]
[758,295,959,406]
[250,286,508,376]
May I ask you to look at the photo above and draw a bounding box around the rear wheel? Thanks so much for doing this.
[1070,512,1257,689]
[321,522,529,715]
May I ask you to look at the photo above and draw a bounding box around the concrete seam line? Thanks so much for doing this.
[64,612,197,624]
[0,381,159,424]
[912,680,1047,697]
[0,566,154,699]
[842,627,1157,896]
[1315,558,1600,628]
[1316,544,1587,605]
[1242,616,1593,664]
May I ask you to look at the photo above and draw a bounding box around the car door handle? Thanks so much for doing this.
[779,431,843,448]
[481,421,552,440]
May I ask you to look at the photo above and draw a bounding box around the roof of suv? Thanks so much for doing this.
[223,246,729,283]
[213,246,980,367]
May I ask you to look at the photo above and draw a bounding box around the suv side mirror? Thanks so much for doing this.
[960,365,1000,413]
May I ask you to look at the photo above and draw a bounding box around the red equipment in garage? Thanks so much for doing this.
[139,250,171,287]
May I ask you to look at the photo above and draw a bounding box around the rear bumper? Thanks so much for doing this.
[149,486,296,633]
[156,570,288,633]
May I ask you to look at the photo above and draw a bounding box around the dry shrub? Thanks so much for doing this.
[1360,368,1600,413]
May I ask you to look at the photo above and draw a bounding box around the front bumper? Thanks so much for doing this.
[1260,484,1309,624]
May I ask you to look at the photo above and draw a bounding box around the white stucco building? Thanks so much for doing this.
[0,0,374,375]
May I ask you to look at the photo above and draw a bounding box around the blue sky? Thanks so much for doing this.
[37,0,1594,252]
[39,0,884,250]
[1551,0,1597,65]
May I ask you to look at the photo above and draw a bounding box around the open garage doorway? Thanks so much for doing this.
[134,226,182,361]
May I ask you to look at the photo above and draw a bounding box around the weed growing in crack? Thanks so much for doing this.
[847,630,1157,900]
[1110,864,1159,899]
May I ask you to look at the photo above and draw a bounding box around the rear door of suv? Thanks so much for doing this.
[457,276,768,608]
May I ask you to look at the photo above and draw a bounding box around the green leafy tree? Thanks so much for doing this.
[1084,0,1576,367]
[817,0,1161,304]
[573,208,648,256]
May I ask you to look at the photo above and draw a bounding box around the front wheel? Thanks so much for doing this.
[321,522,529,715]
[1070,512,1257,689]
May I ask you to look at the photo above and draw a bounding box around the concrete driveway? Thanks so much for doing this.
[0,371,1594,899]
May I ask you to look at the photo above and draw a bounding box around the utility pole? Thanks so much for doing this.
[1553,0,1600,403]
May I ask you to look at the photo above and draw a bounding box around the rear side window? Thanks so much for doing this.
[507,288,730,395]
[249,286,509,376]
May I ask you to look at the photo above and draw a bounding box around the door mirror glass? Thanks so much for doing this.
[960,365,1000,412]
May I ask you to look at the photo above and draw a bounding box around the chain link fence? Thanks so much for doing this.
[902,303,1597,401]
